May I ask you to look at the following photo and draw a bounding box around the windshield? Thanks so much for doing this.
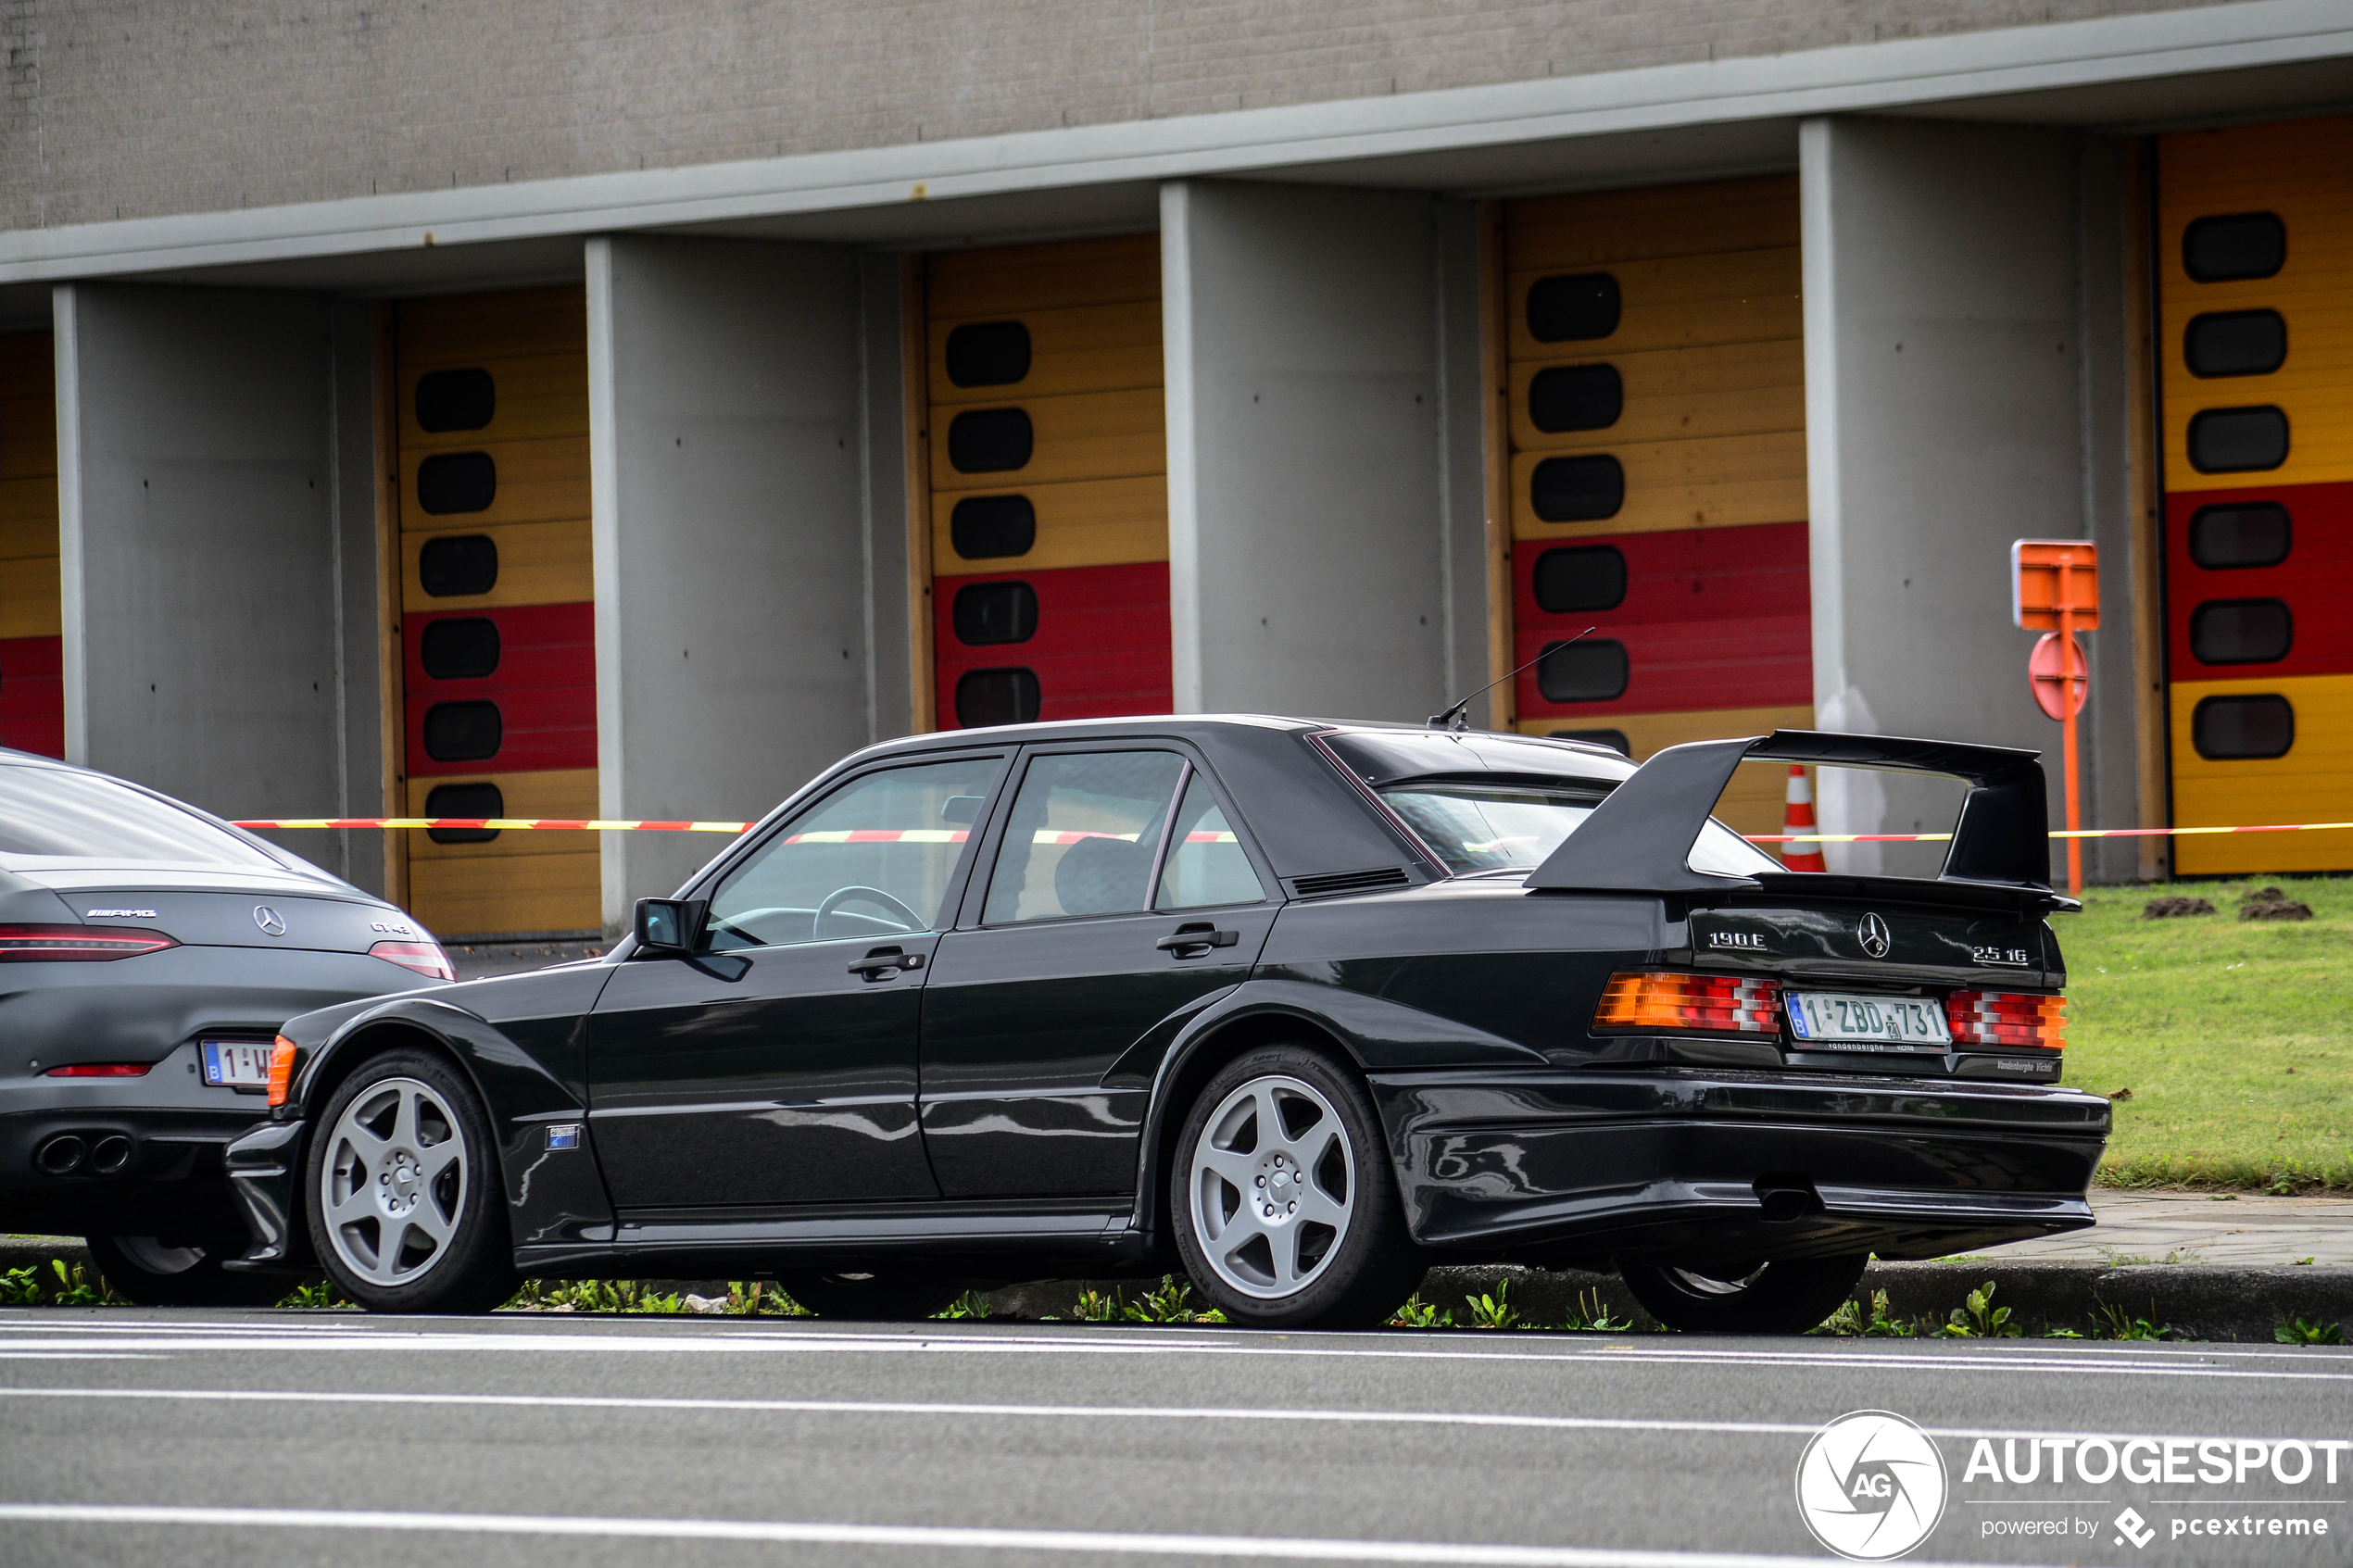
[1379,781,1780,879]
[0,764,288,870]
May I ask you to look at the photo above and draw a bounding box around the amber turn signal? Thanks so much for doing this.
[1595,971,1782,1035]
[266,1035,299,1107]
[1944,990,2066,1050]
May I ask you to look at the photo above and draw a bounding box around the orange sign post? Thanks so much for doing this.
[2011,540,2099,895]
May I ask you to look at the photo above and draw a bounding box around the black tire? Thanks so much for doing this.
[1168,1045,1421,1330]
[774,1271,961,1321]
[85,1229,292,1308]
[304,1047,516,1314]
[1617,1254,1869,1335]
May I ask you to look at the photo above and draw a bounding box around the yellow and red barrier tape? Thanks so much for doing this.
[230,821,1247,842]
[1750,822,2353,843]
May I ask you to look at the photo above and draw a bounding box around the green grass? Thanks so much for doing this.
[2059,874,2353,1191]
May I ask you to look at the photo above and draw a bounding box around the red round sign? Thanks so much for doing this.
[2029,632,2088,720]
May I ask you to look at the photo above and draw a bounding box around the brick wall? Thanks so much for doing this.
[0,0,2221,232]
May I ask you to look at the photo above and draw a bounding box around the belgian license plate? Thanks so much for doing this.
[1785,991,1950,1050]
[200,1040,273,1089]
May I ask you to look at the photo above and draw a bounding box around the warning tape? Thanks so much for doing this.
[1749,822,2353,844]
[232,821,1246,843]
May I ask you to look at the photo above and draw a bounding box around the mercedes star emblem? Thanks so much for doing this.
[1857,912,1892,959]
[254,905,288,937]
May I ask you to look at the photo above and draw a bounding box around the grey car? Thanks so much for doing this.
[0,748,450,1303]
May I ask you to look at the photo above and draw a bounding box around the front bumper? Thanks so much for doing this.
[1373,1066,2108,1267]
[221,1118,311,1273]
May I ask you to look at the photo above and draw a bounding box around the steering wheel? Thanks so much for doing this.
[812,885,926,940]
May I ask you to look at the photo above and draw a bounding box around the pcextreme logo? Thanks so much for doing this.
[1795,1411,1950,1561]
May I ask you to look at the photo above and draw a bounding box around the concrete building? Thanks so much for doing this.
[1,1,2348,937]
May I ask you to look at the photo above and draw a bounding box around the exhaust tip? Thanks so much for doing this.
[33,1135,87,1177]
[1754,1173,1823,1223]
[87,1135,134,1176]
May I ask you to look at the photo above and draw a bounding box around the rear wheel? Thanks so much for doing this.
[305,1049,516,1314]
[1617,1255,1868,1335]
[1170,1046,1420,1330]
[774,1271,961,1321]
[85,1230,290,1308]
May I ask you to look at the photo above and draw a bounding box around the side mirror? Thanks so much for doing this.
[633,897,708,957]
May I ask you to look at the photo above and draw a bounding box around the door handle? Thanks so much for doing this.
[1156,925,1239,956]
[848,947,925,978]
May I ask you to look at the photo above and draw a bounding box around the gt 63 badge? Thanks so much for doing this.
[1795,1410,1949,1561]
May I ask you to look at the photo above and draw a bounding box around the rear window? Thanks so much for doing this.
[1379,780,1776,879]
[0,765,287,869]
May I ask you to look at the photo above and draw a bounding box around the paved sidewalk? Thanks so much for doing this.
[1994,1190,2353,1265]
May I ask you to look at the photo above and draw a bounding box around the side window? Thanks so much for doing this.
[704,757,1001,951]
[1156,773,1267,909]
[982,751,1187,923]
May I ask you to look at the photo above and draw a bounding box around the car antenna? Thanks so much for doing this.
[1426,626,1596,733]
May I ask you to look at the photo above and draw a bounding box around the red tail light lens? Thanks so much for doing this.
[0,924,178,962]
[1596,972,1782,1035]
[267,1035,298,1107]
[43,1062,154,1077]
[368,939,455,983]
[1945,990,2066,1050]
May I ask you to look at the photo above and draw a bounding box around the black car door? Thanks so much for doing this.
[918,746,1281,1198]
[585,751,1007,1210]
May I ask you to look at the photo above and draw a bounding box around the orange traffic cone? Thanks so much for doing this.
[1780,765,1826,872]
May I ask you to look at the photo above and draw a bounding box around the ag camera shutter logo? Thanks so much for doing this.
[1795,1410,1949,1561]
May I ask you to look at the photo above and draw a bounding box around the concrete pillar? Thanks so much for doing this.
[1162,180,1455,723]
[1801,118,2128,878]
[53,282,352,874]
[586,234,874,933]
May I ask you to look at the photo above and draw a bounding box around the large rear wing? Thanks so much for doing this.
[1527,730,2062,909]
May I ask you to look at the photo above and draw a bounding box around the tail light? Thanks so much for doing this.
[1596,972,1782,1035]
[0,924,178,962]
[43,1062,154,1077]
[368,939,455,983]
[1945,990,2066,1050]
[267,1035,298,1107]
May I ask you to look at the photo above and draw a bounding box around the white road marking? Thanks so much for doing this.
[0,1501,2058,1567]
[0,1353,158,1361]
[0,1386,2337,1450]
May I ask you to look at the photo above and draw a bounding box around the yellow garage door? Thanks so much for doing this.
[1498,178,1812,838]
[2158,117,2353,874]
[390,287,598,937]
[0,332,60,759]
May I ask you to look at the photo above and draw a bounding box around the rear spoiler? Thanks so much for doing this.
[1527,730,2065,909]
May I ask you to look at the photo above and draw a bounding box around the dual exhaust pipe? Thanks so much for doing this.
[33,1132,134,1179]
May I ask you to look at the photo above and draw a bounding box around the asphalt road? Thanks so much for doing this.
[0,1309,2347,1567]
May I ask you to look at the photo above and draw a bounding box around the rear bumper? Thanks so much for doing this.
[1372,1067,2108,1267]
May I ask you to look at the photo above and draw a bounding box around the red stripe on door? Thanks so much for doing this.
[934,561,1173,730]
[403,601,597,777]
[0,635,64,759]
[2166,479,2353,681]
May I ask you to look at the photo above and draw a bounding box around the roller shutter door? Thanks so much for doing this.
[920,234,1171,728]
[2158,118,2353,874]
[392,287,598,937]
[0,332,61,759]
[1501,178,1812,838]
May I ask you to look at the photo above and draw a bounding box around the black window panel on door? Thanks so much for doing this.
[2187,407,2289,473]
[415,451,497,514]
[585,754,1006,1211]
[1550,728,1629,757]
[950,495,1037,559]
[2188,503,2291,569]
[2183,213,2285,282]
[2189,598,2293,665]
[981,751,1187,923]
[1155,771,1268,910]
[948,408,1034,473]
[945,321,1032,387]
[414,368,496,433]
[2184,310,2287,378]
[1532,546,1628,612]
[1528,364,1623,433]
[423,782,503,845]
[1530,455,1624,522]
[2192,694,2294,759]
[422,701,501,763]
[956,667,1040,728]
[952,581,1038,646]
[418,534,497,597]
[1526,273,1620,343]
[1537,638,1629,704]
[420,617,501,681]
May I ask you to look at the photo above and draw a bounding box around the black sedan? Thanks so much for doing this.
[0,748,453,1304]
[228,718,2107,1332]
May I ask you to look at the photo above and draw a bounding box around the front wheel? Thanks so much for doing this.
[86,1229,291,1307]
[304,1049,516,1314]
[1169,1046,1420,1330]
[1617,1255,1869,1335]
[774,1271,961,1321]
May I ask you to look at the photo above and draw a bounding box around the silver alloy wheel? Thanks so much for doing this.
[1188,1073,1355,1299]
[110,1236,205,1274]
[319,1075,469,1288]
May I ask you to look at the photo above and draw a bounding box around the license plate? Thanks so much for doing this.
[200,1040,273,1088]
[1785,991,1950,1050]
